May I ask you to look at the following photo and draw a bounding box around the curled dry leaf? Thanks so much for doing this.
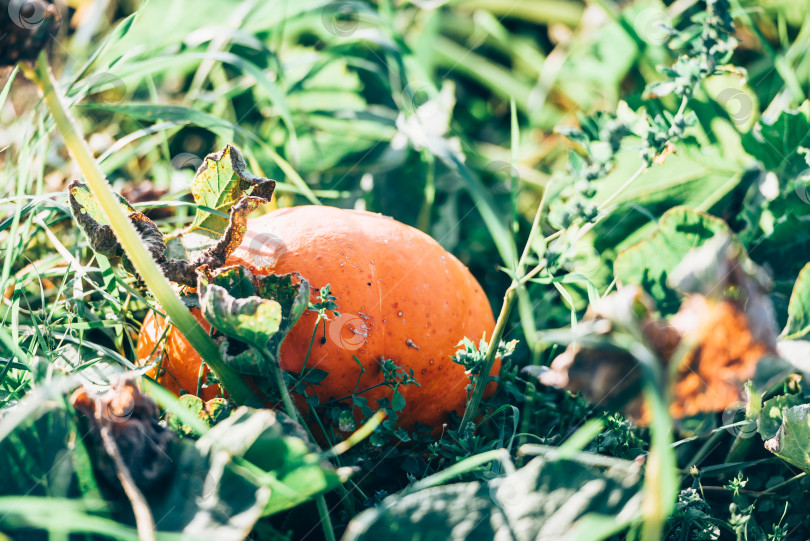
[537,234,779,423]
[69,145,276,286]
[667,236,778,418]
[536,286,676,420]
[70,378,175,492]
[164,144,276,264]
[197,265,310,376]
[0,0,62,66]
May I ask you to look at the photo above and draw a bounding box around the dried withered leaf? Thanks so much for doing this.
[68,180,137,260]
[668,296,778,418]
[537,235,780,424]
[165,145,275,264]
[162,195,268,285]
[71,378,175,492]
[0,0,61,66]
[69,146,276,286]
[537,286,676,420]
[667,235,779,418]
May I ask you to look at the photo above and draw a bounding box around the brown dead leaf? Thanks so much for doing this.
[537,236,780,424]
[668,295,777,418]
[71,378,175,492]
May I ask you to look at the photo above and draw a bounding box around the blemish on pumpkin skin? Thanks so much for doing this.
[421,369,427,375]
[429,359,435,365]
[406,339,420,350]
[392,302,398,308]
[438,365,443,370]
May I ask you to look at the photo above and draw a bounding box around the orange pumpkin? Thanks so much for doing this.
[137,206,498,429]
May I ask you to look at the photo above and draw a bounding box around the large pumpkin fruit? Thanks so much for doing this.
[137,206,498,430]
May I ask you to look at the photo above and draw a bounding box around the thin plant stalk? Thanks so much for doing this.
[315,495,336,541]
[23,52,253,404]
[260,349,336,541]
[458,175,553,433]
[459,159,651,433]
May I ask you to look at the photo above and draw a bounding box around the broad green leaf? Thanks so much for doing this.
[742,100,810,179]
[144,437,271,540]
[559,138,748,298]
[781,263,810,339]
[763,404,810,472]
[194,407,342,516]
[166,145,275,262]
[613,207,734,314]
[0,497,139,540]
[0,404,94,499]
[737,102,810,312]
[343,456,640,540]
[198,266,310,375]
[757,393,803,441]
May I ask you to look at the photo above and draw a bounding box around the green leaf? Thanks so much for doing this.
[763,404,810,472]
[344,456,639,540]
[613,207,734,314]
[166,395,234,437]
[0,403,95,500]
[757,393,803,441]
[0,497,139,540]
[742,100,810,179]
[200,270,284,349]
[198,266,310,375]
[195,407,342,516]
[392,389,406,412]
[166,144,275,262]
[0,379,102,501]
[565,138,749,295]
[782,263,810,339]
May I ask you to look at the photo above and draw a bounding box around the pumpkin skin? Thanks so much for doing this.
[137,308,219,401]
[136,206,498,430]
